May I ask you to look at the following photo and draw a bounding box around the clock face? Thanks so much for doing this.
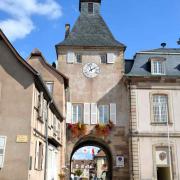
[83,63,100,78]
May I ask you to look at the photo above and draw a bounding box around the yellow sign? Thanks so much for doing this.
[16,135,28,143]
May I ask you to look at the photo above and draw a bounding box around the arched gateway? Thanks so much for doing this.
[70,136,113,179]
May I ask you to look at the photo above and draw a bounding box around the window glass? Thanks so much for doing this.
[72,104,83,123]
[152,61,165,75]
[98,105,109,124]
[153,95,168,123]
[88,3,93,14]
[45,82,54,95]
[76,54,82,63]
[101,54,107,64]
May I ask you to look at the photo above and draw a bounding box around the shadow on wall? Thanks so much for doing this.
[97,79,130,127]
[0,40,33,89]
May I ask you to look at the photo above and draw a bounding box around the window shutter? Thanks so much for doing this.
[84,103,90,124]
[53,115,57,134]
[107,53,116,64]
[38,92,43,119]
[110,103,116,124]
[67,52,75,64]
[91,103,97,124]
[43,99,47,122]
[0,136,7,168]
[66,102,72,124]
[35,141,39,170]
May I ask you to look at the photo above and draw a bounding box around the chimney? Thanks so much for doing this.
[65,24,70,39]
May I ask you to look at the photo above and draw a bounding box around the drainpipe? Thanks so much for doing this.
[44,100,53,180]
[128,80,134,180]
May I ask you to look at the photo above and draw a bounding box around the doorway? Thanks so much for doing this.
[157,167,171,180]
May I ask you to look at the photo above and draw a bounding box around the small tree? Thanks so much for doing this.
[74,169,83,177]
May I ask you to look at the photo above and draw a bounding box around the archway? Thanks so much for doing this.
[70,136,113,180]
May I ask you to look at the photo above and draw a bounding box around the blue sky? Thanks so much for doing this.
[72,146,100,160]
[0,0,180,64]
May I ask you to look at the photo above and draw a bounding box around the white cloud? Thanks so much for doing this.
[0,0,62,41]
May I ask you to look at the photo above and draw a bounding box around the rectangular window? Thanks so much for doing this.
[88,3,94,14]
[152,95,168,123]
[101,54,107,64]
[152,61,165,75]
[75,54,82,63]
[45,82,54,95]
[0,136,6,168]
[98,105,109,124]
[43,99,48,122]
[53,115,57,134]
[72,104,83,124]
[35,141,44,170]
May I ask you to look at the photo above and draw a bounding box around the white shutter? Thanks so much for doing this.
[35,141,39,170]
[0,136,7,168]
[84,103,90,124]
[66,102,72,124]
[107,53,116,63]
[38,92,43,119]
[91,103,97,124]
[67,51,75,64]
[110,103,116,124]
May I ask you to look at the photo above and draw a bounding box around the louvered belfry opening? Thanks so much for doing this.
[79,0,101,11]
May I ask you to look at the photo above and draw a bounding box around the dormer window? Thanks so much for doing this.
[150,57,166,75]
[88,3,94,14]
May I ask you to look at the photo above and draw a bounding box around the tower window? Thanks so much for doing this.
[101,54,107,64]
[88,3,94,14]
[76,54,82,63]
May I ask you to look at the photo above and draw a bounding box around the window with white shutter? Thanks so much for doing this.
[35,140,44,171]
[67,51,75,64]
[38,92,43,120]
[98,105,109,124]
[43,99,48,122]
[72,104,83,124]
[107,53,116,64]
[53,115,57,134]
[110,103,116,124]
[57,121,61,140]
[91,103,97,124]
[0,136,7,168]
[66,102,72,124]
[84,103,90,124]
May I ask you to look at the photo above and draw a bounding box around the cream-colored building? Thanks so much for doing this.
[127,49,180,180]
[0,30,66,180]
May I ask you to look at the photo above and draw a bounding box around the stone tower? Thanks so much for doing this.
[56,0,130,179]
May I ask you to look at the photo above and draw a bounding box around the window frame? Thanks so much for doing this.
[100,54,107,64]
[72,103,84,124]
[88,3,94,14]
[0,136,7,169]
[98,105,110,124]
[151,59,166,75]
[75,53,82,64]
[150,92,172,125]
[45,81,54,95]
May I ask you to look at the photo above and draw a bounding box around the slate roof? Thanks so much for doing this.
[57,14,125,48]
[127,48,180,77]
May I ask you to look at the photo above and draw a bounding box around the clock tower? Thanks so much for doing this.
[56,0,130,179]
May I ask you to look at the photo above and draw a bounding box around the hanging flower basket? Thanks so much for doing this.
[95,121,114,136]
[68,123,87,138]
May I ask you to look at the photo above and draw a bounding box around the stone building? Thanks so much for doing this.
[27,48,69,175]
[0,30,65,180]
[56,0,130,179]
[126,48,180,180]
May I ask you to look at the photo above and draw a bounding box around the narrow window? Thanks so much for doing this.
[101,54,107,64]
[88,3,94,14]
[72,104,83,123]
[152,95,168,123]
[0,136,6,168]
[98,105,109,124]
[152,61,165,75]
[45,82,54,95]
[53,115,57,134]
[76,54,82,63]
[38,142,43,170]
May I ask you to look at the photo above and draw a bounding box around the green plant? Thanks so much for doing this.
[74,169,83,177]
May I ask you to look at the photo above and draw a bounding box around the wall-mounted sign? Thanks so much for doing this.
[116,156,124,167]
[16,135,28,143]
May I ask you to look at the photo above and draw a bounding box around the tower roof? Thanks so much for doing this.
[56,1,125,49]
